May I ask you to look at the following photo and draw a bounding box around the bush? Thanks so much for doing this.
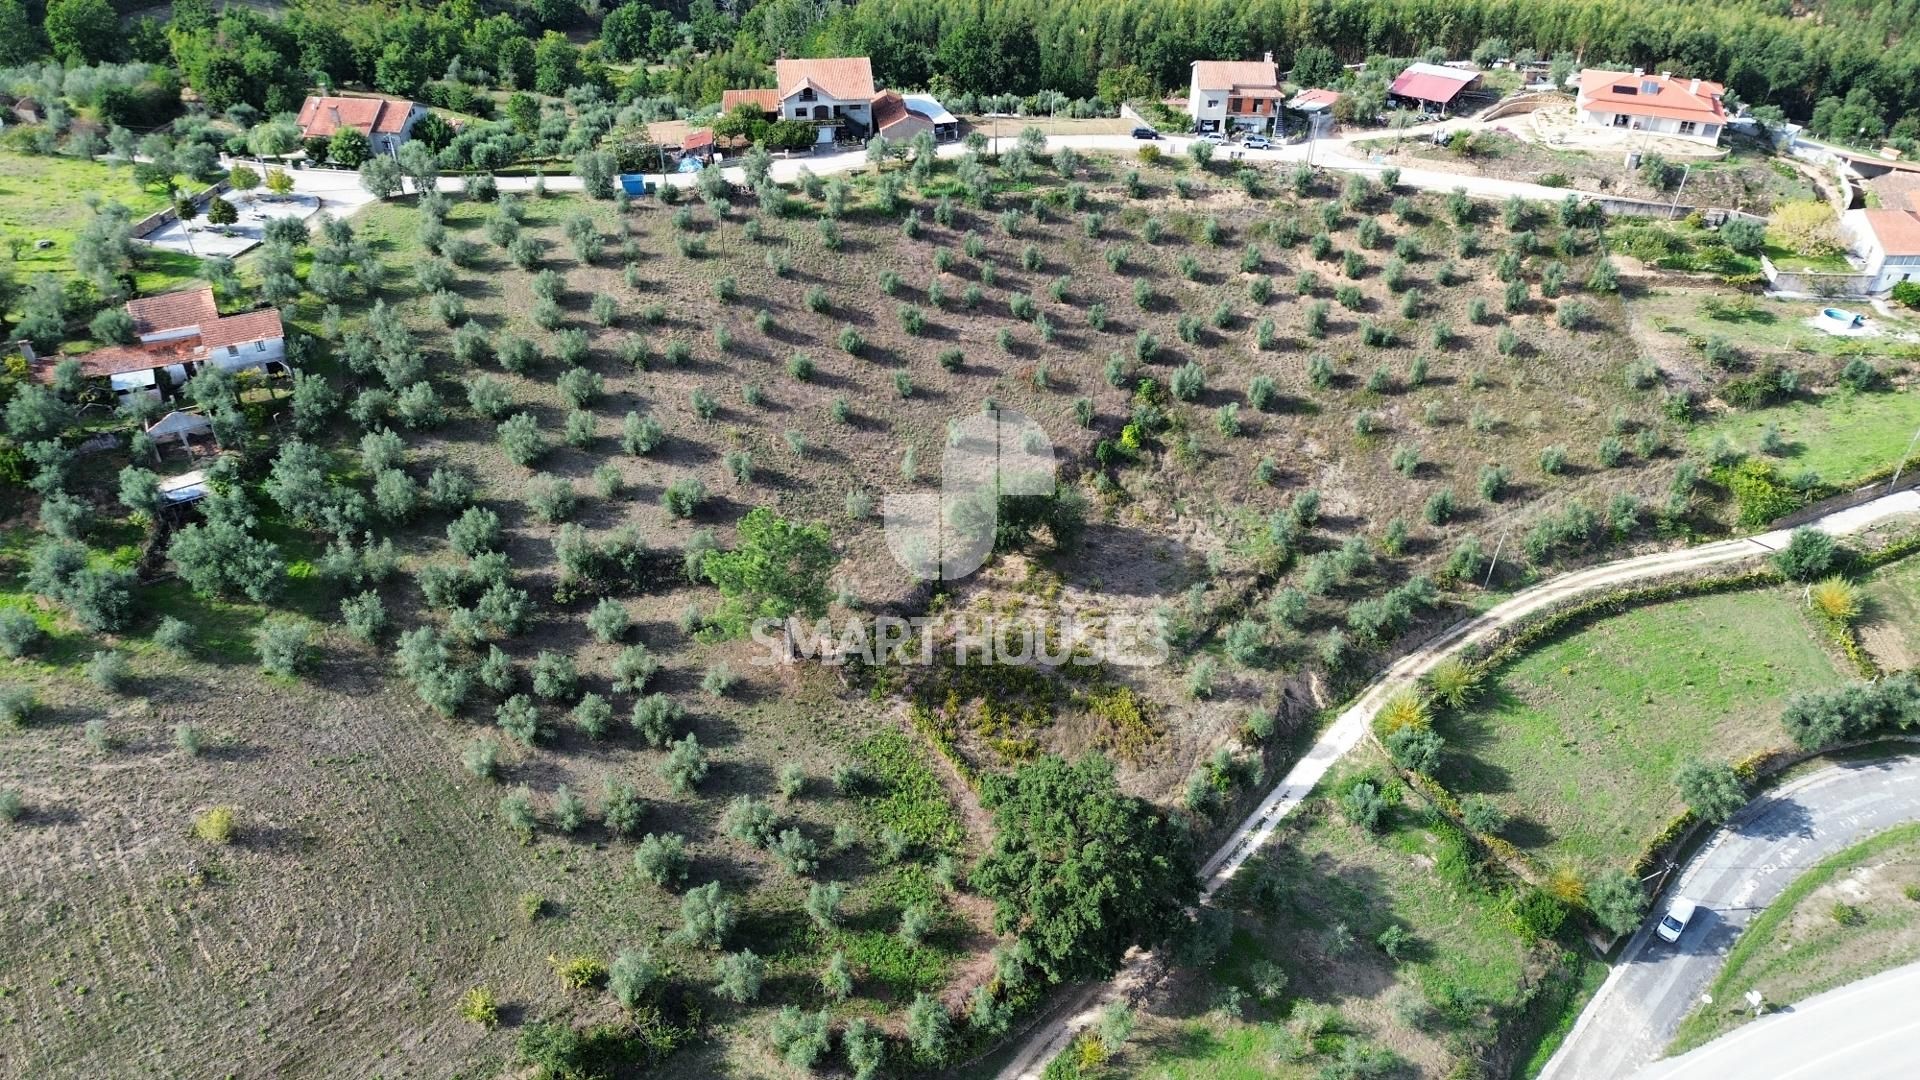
[194,806,238,844]
[1341,782,1387,831]
[85,650,131,693]
[255,617,312,677]
[1461,795,1508,834]
[0,610,43,658]
[0,687,36,730]
[1773,527,1835,582]
[1674,759,1746,822]
[662,477,708,518]
[1586,869,1648,936]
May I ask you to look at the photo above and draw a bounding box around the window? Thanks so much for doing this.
[798,87,815,101]
[255,340,266,352]
[1207,99,1220,109]
[1703,124,1720,139]
[1612,114,1629,128]
[1678,121,1697,135]
[226,345,238,357]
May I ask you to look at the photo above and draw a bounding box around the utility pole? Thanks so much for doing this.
[1890,421,1920,492]
[1667,163,1692,220]
[1484,525,1510,589]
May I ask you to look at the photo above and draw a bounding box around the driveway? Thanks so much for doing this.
[1633,960,1920,1080]
[997,491,1920,1080]
[1543,756,1920,1080]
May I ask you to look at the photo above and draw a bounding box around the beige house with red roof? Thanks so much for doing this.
[1188,56,1282,135]
[296,95,426,156]
[51,286,287,401]
[1575,70,1726,145]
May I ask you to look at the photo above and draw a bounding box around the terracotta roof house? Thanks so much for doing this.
[1188,55,1282,135]
[1288,89,1341,114]
[47,286,288,400]
[1844,204,1920,293]
[722,57,881,146]
[1575,70,1726,145]
[1387,63,1482,113]
[296,95,427,155]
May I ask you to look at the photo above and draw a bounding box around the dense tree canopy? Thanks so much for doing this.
[702,508,834,630]
[972,753,1197,983]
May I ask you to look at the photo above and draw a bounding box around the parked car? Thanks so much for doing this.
[1655,897,1698,943]
[1197,131,1227,145]
[1243,134,1272,150]
[1130,126,1160,140]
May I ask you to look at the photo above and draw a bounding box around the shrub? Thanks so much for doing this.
[1773,527,1835,582]
[1340,782,1386,831]
[255,617,312,677]
[1461,795,1508,834]
[1171,363,1206,402]
[633,832,690,889]
[193,806,238,844]
[661,733,709,794]
[1808,577,1862,623]
[0,688,35,730]
[0,610,42,658]
[1674,758,1746,822]
[1586,869,1648,936]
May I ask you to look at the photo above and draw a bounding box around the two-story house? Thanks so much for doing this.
[1845,194,1920,293]
[722,58,877,146]
[44,286,287,401]
[1187,56,1282,136]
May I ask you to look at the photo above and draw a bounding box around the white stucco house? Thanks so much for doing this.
[43,286,287,401]
[1574,70,1726,146]
[1187,56,1282,135]
[722,57,878,146]
[1844,198,1920,293]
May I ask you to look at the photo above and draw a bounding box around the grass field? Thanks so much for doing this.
[1861,555,1920,670]
[1690,388,1920,487]
[1117,752,1552,1078]
[0,151,206,314]
[1666,822,1920,1054]
[1631,288,1920,362]
[1436,588,1848,875]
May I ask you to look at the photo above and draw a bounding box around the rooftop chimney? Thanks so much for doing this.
[1632,66,1644,77]
[1688,78,1701,95]
[1263,51,1274,64]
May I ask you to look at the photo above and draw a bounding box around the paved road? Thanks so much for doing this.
[1632,960,1920,1080]
[996,492,1920,1080]
[1543,755,1920,1080]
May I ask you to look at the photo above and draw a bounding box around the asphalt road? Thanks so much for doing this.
[1634,960,1920,1080]
[998,493,1920,1080]
[1543,756,1920,1080]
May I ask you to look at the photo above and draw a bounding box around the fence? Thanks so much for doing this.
[1759,254,1877,297]
[129,179,232,240]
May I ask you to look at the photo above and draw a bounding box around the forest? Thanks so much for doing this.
[0,0,1915,147]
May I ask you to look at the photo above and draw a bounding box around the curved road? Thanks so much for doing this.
[1544,756,1920,1080]
[1634,960,1920,1080]
[997,490,1920,1079]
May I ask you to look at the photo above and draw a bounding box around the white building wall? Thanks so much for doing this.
[1578,109,1721,145]
[1188,69,1227,132]
[209,336,287,373]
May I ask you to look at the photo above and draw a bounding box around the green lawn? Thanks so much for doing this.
[1861,556,1920,670]
[1761,241,1855,273]
[1632,288,1920,359]
[1437,589,1847,875]
[0,152,207,317]
[1690,388,1920,487]
[1667,822,1920,1054]
[1122,754,1545,1079]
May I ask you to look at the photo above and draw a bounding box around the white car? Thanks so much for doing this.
[1197,131,1227,145]
[1655,897,1698,943]
[1243,134,1271,150]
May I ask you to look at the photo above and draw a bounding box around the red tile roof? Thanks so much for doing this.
[125,286,218,336]
[1191,60,1280,92]
[1389,63,1481,105]
[297,95,417,139]
[42,338,201,381]
[1864,209,1920,257]
[720,88,780,114]
[682,129,715,150]
[1290,89,1342,110]
[1575,70,1725,125]
[871,91,933,139]
[774,57,875,102]
[197,308,284,350]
